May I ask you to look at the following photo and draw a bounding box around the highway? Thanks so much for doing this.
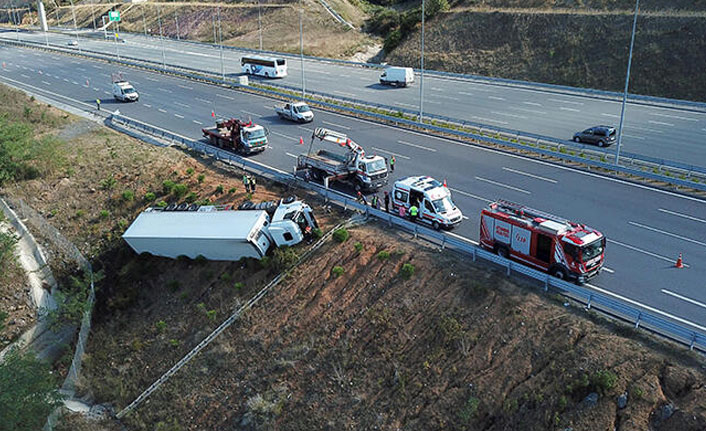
[2,28,706,169]
[1,44,705,337]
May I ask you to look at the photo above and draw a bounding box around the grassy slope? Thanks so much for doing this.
[385,9,706,101]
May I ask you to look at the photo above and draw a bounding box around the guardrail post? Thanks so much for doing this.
[506,261,511,276]
[472,247,476,262]
[413,225,418,239]
[586,294,592,310]
[441,235,446,250]
[634,311,642,329]
[689,333,696,351]
[544,275,549,292]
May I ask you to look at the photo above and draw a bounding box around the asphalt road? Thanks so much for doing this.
[1,44,705,337]
[2,28,706,169]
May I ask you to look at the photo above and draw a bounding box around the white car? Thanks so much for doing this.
[67,40,78,47]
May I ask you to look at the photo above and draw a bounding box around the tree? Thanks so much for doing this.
[0,348,64,431]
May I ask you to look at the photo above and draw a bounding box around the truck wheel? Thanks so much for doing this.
[496,246,509,259]
[551,267,567,281]
[432,221,440,231]
[209,135,217,146]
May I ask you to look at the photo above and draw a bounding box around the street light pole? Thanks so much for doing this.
[90,0,95,30]
[300,7,305,97]
[174,9,179,40]
[615,0,640,165]
[258,0,262,51]
[69,0,80,52]
[418,0,425,123]
[158,7,166,70]
[142,5,147,36]
[217,7,224,80]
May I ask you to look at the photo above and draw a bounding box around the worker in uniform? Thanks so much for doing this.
[409,203,419,221]
[96,99,101,111]
[371,194,379,209]
[250,176,257,194]
[384,191,390,213]
[389,155,396,172]
[242,174,250,193]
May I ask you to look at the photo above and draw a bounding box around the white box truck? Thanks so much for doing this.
[379,67,414,87]
[122,198,317,261]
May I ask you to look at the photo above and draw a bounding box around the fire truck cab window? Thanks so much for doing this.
[536,234,552,263]
[424,199,435,213]
[395,190,408,203]
[563,243,579,259]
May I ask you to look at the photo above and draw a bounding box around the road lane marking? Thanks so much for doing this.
[426,100,442,105]
[474,176,531,194]
[21,74,30,78]
[158,87,173,93]
[607,238,690,267]
[93,87,100,91]
[559,107,581,112]
[458,91,473,96]
[601,113,620,118]
[216,94,234,100]
[241,110,262,118]
[322,121,350,130]
[158,108,168,113]
[584,282,706,332]
[91,65,102,69]
[661,290,706,310]
[297,126,314,134]
[628,221,706,248]
[509,106,547,115]
[502,167,558,183]
[41,80,51,85]
[488,96,505,101]
[285,152,298,158]
[523,101,542,106]
[651,112,699,122]
[602,267,615,274]
[371,147,410,160]
[174,102,190,108]
[648,120,674,127]
[103,91,110,95]
[72,81,79,85]
[397,140,436,152]
[143,104,152,108]
[472,115,509,125]
[622,134,645,140]
[431,87,444,91]
[174,114,184,119]
[448,187,491,203]
[658,208,706,224]
[192,120,203,125]
[177,84,193,90]
[63,78,69,82]
[394,102,417,108]
[145,77,159,82]
[447,231,479,245]
[195,97,212,104]
[271,131,297,141]
[435,95,460,101]
[491,111,527,119]
[333,90,356,97]
[548,98,584,105]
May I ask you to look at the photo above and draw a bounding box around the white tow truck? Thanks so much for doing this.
[274,102,314,123]
[122,197,317,261]
[296,128,389,192]
[392,176,463,230]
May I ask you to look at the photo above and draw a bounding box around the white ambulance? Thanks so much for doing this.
[391,176,463,230]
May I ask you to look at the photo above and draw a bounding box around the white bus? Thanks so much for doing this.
[241,56,287,78]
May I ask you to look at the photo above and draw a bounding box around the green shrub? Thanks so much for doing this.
[186,167,194,176]
[312,228,323,239]
[100,176,117,190]
[272,246,299,271]
[75,209,85,218]
[185,192,198,203]
[458,396,479,423]
[206,310,217,321]
[400,263,415,279]
[591,370,617,394]
[156,200,168,208]
[155,320,167,333]
[220,272,232,282]
[173,183,188,198]
[98,209,110,220]
[354,241,363,252]
[331,266,345,277]
[169,339,180,347]
[333,228,349,243]
[122,190,135,202]
[558,395,568,410]
[0,230,18,269]
[117,219,128,230]
[197,174,205,183]
[228,187,237,194]
[144,192,156,202]
[215,185,224,194]
[377,250,390,260]
[234,282,244,290]
[162,180,176,194]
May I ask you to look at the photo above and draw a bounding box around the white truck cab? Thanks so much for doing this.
[392,176,463,230]
[112,80,139,102]
[379,66,414,87]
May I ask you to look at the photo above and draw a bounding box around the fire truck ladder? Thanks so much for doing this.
[495,199,572,226]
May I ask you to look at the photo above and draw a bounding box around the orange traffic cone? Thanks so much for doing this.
[211,110,215,118]
[675,253,684,269]
[443,178,447,188]
[299,136,304,145]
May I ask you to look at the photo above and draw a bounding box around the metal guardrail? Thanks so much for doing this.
[110,113,706,354]
[3,36,706,189]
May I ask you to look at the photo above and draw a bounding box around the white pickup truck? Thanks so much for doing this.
[275,102,314,123]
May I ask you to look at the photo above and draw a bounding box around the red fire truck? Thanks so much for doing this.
[480,200,605,284]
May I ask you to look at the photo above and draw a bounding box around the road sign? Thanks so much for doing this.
[109,11,120,22]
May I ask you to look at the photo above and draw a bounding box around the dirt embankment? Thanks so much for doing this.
[386,9,706,101]
[72,222,705,431]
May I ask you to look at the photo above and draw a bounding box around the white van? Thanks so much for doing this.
[112,81,139,102]
[379,66,414,87]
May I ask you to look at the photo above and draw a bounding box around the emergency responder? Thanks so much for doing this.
[96,99,101,111]
[242,174,250,193]
[409,203,419,221]
[389,155,396,172]
[384,191,390,213]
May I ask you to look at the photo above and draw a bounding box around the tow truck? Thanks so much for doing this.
[202,118,268,154]
[296,128,388,192]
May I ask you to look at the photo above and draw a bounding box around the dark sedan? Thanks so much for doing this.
[573,126,617,147]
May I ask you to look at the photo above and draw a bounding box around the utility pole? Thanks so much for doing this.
[258,0,262,51]
[115,18,121,60]
[69,0,80,52]
[418,0,425,123]
[174,9,179,40]
[218,7,224,80]
[142,4,147,36]
[615,0,640,165]
[90,0,95,30]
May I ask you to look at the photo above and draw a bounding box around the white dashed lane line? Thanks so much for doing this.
[648,120,674,127]
[216,94,234,100]
[241,110,262,118]
[192,120,203,125]
[42,81,51,85]
[371,147,410,160]
[502,167,557,183]
[650,112,699,122]
[523,101,542,106]
[559,107,581,112]
[607,238,690,267]
[548,98,584,106]
[322,121,350,130]
[177,84,193,90]
[174,114,184,119]
[21,74,30,78]
[458,91,473,96]
[271,131,298,141]
[143,103,152,108]
[397,140,436,152]
[285,152,298,158]
[661,290,706,310]
[448,187,491,203]
[158,108,168,113]
[628,221,706,247]
[475,176,531,194]
[488,96,505,101]
[196,98,212,104]
[658,208,706,224]
[491,111,527,119]
[175,102,190,108]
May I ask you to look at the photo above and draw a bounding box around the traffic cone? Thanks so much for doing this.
[299,136,304,145]
[443,178,447,188]
[211,110,215,118]
[675,253,684,269]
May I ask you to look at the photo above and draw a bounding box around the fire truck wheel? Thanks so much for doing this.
[496,246,509,259]
[432,221,440,231]
[551,267,567,280]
